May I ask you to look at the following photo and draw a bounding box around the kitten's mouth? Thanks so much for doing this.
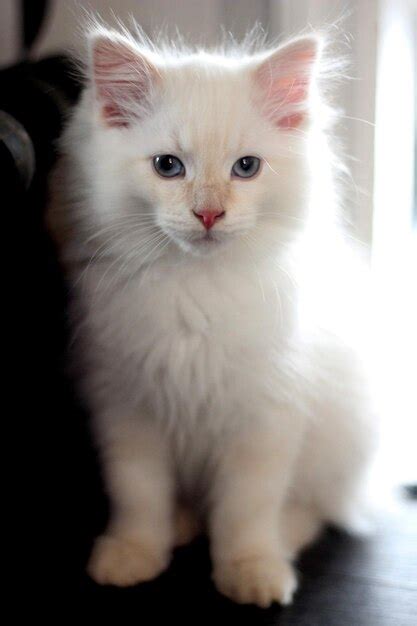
[192,230,225,248]
[200,231,218,243]
[172,227,228,255]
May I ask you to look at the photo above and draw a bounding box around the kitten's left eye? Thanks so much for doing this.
[232,156,261,179]
[153,155,185,178]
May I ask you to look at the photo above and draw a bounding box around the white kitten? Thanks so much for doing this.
[48,24,376,607]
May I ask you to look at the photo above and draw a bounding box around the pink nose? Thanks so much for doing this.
[193,208,225,230]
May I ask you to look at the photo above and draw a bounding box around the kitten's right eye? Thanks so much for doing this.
[153,155,185,178]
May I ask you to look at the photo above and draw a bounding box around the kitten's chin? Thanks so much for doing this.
[171,231,231,257]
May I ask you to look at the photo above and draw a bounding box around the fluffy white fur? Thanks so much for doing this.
[48,24,376,608]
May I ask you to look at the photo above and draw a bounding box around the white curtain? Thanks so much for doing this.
[270,0,379,245]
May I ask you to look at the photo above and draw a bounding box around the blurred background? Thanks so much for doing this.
[1,0,416,489]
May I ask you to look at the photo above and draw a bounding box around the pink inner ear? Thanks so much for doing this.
[92,36,154,128]
[255,39,318,129]
[278,112,305,130]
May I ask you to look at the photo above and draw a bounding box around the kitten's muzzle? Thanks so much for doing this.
[192,208,225,230]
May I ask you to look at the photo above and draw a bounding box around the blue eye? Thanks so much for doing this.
[232,156,261,179]
[153,154,185,178]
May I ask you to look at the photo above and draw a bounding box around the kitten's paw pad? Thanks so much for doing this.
[213,555,297,608]
[87,534,168,587]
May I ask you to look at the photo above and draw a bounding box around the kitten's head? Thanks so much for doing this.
[81,27,323,258]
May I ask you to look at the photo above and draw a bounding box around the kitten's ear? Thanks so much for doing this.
[89,30,159,128]
[254,36,321,129]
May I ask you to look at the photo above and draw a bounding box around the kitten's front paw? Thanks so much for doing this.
[87,534,169,587]
[213,555,297,608]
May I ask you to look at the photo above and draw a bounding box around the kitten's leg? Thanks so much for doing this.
[300,388,377,536]
[210,424,301,608]
[280,503,322,559]
[88,415,174,587]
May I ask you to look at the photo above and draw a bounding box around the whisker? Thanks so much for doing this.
[242,234,266,303]
[339,114,375,128]
[94,230,164,296]
[116,234,171,298]
[130,235,171,288]
[248,231,293,325]
[72,224,158,290]
[263,158,281,177]
[82,219,156,245]
[257,211,309,224]
[117,232,167,279]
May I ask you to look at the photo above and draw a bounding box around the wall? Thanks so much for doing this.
[33,0,269,55]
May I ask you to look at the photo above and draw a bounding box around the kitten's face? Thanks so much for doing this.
[125,68,283,255]
[89,32,319,257]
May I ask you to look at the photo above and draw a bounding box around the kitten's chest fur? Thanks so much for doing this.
[82,256,294,425]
